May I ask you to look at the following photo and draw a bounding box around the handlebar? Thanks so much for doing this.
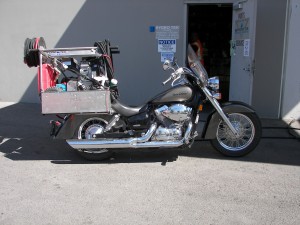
[162,68,186,86]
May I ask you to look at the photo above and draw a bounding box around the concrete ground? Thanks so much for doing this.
[0,102,299,225]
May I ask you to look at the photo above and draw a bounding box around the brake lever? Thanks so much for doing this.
[162,67,185,86]
[162,75,173,86]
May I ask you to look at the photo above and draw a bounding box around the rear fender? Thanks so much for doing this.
[55,114,112,139]
[203,101,256,139]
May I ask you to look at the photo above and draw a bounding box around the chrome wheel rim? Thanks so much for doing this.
[216,113,255,151]
[78,118,107,139]
[78,118,109,153]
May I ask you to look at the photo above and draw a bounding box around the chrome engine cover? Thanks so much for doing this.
[151,125,182,141]
[155,104,192,122]
[152,104,192,141]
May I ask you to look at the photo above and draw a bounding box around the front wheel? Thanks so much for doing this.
[210,112,261,157]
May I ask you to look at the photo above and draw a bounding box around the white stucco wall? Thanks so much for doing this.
[0,0,185,105]
[0,0,86,103]
[282,0,300,120]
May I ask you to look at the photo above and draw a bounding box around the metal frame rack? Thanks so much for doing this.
[38,47,111,115]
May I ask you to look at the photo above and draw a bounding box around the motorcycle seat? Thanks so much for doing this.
[111,98,146,117]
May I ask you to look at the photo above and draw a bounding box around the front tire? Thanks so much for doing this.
[210,112,261,157]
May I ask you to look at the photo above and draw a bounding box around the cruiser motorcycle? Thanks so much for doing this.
[24,38,261,160]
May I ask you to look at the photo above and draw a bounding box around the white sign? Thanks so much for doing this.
[161,52,174,62]
[156,26,179,39]
[158,39,176,53]
[244,39,250,56]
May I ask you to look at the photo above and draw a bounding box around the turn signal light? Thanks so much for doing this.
[198,104,203,111]
[212,92,222,100]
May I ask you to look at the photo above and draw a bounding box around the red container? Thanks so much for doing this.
[37,64,57,93]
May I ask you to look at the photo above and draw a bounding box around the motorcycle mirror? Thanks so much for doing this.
[163,60,174,71]
[173,57,179,68]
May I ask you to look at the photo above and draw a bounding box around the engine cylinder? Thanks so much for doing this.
[151,126,182,141]
[155,104,192,122]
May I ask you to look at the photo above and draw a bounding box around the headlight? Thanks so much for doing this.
[208,76,221,100]
[208,76,219,91]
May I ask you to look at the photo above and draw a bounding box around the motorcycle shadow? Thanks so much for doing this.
[50,143,220,166]
[0,133,218,165]
[1,134,300,166]
[1,103,299,166]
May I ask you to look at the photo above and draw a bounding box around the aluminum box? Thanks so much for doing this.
[41,90,111,114]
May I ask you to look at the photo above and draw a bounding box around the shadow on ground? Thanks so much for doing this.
[0,103,299,166]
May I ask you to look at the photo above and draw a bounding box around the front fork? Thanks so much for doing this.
[202,87,238,136]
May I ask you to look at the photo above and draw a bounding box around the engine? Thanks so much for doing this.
[152,104,192,141]
[27,39,120,95]
[61,57,110,91]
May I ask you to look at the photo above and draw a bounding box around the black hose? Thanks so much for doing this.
[23,37,46,67]
[94,40,114,80]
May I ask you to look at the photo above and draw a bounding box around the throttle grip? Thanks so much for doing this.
[110,46,120,54]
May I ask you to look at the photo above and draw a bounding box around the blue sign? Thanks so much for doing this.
[149,26,155,32]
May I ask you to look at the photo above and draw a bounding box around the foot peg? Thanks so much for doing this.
[50,120,62,136]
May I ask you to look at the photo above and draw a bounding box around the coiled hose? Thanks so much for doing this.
[23,37,46,67]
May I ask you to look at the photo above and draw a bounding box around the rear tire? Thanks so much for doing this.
[76,149,113,161]
[210,112,261,157]
[75,117,113,161]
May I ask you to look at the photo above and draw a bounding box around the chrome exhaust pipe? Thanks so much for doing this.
[67,139,183,149]
[67,122,193,150]
[67,123,158,149]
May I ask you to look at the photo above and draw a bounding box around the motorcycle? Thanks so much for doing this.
[24,37,261,160]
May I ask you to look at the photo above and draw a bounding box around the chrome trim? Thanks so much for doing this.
[131,141,183,148]
[202,87,238,136]
[136,123,157,143]
[184,122,193,144]
[39,51,43,92]
[163,104,192,122]
[208,76,219,91]
[212,92,222,100]
[67,123,157,149]
[216,113,255,151]
[78,117,108,139]
[155,104,192,122]
[104,114,120,132]
[67,139,183,149]
[65,122,196,150]
[151,125,182,141]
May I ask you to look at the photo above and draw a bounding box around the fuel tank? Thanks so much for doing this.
[150,85,193,104]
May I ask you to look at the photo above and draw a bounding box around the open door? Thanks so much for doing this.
[187,4,233,101]
[229,0,257,104]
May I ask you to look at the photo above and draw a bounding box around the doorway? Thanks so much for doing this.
[187,4,233,101]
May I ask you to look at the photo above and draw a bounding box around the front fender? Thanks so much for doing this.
[203,101,256,139]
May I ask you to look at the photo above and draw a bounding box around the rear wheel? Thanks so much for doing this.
[211,112,261,157]
[77,148,113,161]
[76,117,113,161]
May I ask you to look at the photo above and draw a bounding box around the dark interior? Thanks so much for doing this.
[188,4,233,101]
